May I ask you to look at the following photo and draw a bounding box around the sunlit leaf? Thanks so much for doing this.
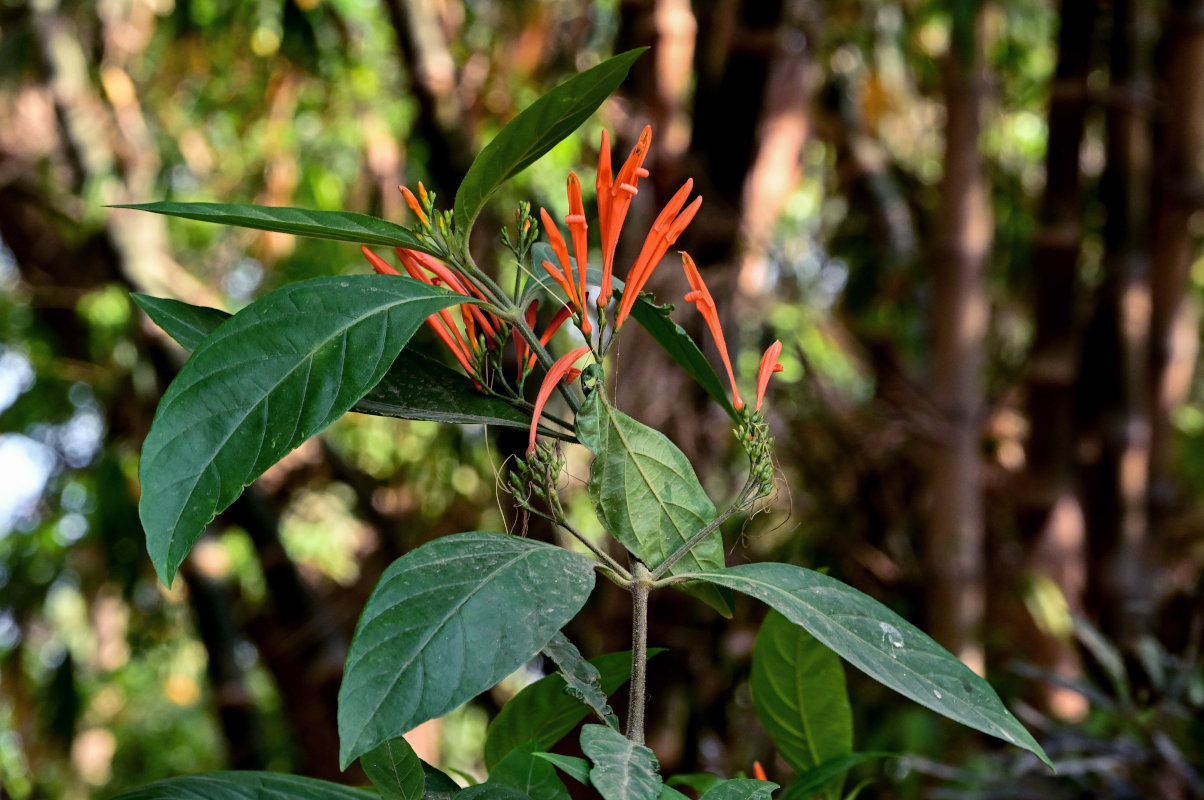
[338,532,597,768]
[454,49,646,235]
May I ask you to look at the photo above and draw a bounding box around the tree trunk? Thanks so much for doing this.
[927,0,991,674]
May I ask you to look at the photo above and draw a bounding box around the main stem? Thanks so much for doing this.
[626,560,651,745]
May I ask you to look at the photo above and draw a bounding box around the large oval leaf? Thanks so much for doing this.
[682,563,1051,768]
[338,532,597,768]
[108,772,378,800]
[138,275,463,586]
[453,49,645,234]
[751,609,851,800]
[115,202,436,254]
[576,389,732,616]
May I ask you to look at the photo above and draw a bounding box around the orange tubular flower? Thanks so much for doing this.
[527,345,591,455]
[755,340,784,411]
[680,252,743,411]
[596,127,651,305]
[538,208,591,334]
[527,306,574,371]
[399,184,429,228]
[565,173,590,311]
[752,762,768,782]
[613,181,702,330]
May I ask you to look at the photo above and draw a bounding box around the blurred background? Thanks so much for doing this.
[1,0,1203,797]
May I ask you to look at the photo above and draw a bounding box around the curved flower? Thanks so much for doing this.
[755,340,784,411]
[613,180,702,330]
[680,251,743,410]
[528,345,592,455]
[596,126,651,305]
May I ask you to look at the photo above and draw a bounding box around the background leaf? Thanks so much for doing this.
[362,737,426,800]
[681,563,1052,767]
[453,49,645,234]
[131,295,548,434]
[338,532,597,768]
[131,294,230,352]
[697,778,778,800]
[576,389,732,616]
[627,296,736,419]
[751,609,852,799]
[488,741,571,800]
[138,275,463,586]
[777,754,891,800]
[457,785,535,800]
[539,632,619,729]
[108,771,378,800]
[422,763,463,800]
[580,724,662,800]
[534,754,592,786]
[484,649,662,769]
[115,202,436,253]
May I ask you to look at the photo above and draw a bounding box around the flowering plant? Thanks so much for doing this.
[118,51,1048,800]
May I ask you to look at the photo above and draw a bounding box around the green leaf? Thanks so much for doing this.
[540,632,619,729]
[534,754,592,786]
[777,754,890,800]
[680,563,1052,768]
[356,351,541,433]
[362,737,426,800]
[457,785,535,800]
[489,741,571,800]
[576,388,732,616]
[484,649,663,769]
[108,772,378,800]
[338,532,597,768]
[658,787,692,800]
[697,778,778,800]
[751,609,852,800]
[139,275,463,586]
[580,724,662,800]
[130,294,547,435]
[454,49,646,234]
[666,774,725,794]
[114,202,436,253]
[627,296,736,419]
[131,294,230,352]
[422,763,463,800]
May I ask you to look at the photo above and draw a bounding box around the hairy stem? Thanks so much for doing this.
[626,560,651,745]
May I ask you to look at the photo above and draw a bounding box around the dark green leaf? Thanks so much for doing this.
[484,649,663,769]
[666,774,725,794]
[534,754,592,786]
[540,632,618,729]
[489,741,571,800]
[627,296,736,419]
[132,294,230,352]
[581,724,662,800]
[362,737,426,800]
[115,202,436,253]
[454,50,646,234]
[697,778,778,800]
[457,785,535,800]
[778,754,890,800]
[681,563,1052,767]
[130,294,548,436]
[576,389,732,616]
[356,351,542,433]
[658,787,692,800]
[752,610,852,799]
[423,763,463,800]
[338,532,597,768]
[139,275,463,586]
[108,772,378,800]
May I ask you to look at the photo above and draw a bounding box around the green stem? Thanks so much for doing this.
[626,560,651,745]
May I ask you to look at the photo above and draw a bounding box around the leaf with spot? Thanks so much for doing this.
[338,532,597,768]
[681,563,1051,768]
[139,275,464,586]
